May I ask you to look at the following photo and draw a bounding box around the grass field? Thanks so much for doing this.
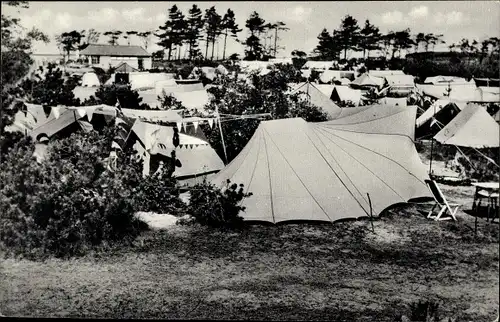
[2,198,499,321]
[1,151,499,321]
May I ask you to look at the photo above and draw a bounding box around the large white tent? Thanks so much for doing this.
[211,105,430,223]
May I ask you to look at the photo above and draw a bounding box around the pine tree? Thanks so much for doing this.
[204,6,222,60]
[186,5,204,60]
[314,28,339,61]
[221,9,241,60]
[244,11,266,60]
[359,20,381,59]
[334,15,360,60]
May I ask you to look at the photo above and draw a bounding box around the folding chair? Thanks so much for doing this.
[425,179,460,221]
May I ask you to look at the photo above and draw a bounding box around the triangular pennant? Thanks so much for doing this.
[430,118,437,127]
[43,105,51,118]
[189,144,193,149]
[87,108,94,122]
[182,122,186,133]
[77,108,86,118]
[176,122,182,132]
[208,118,214,129]
[193,121,199,132]
[52,107,60,119]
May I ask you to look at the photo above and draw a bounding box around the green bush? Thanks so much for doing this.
[0,130,145,259]
[132,169,185,215]
[187,180,252,228]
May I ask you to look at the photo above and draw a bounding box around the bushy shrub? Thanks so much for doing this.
[132,169,185,215]
[0,130,145,259]
[187,180,252,228]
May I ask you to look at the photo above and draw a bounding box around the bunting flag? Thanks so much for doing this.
[208,118,214,129]
[86,107,95,122]
[193,121,199,132]
[43,105,51,118]
[176,122,182,132]
[430,118,437,128]
[182,122,187,133]
[77,108,86,118]
[52,106,61,119]
[189,144,193,149]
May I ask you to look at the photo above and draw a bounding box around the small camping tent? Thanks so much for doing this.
[416,99,467,128]
[350,73,385,89]
[331,86,362,106]
[211,108,429,223]
[424,76,468,85]
[131,120,225,179]
[288,82,341,119]
[216,64,229,76]
[433,104,500,148]
[81,72,100,87]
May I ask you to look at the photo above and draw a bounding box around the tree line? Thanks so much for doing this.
[313,14,500,62]
[54,6,290,62]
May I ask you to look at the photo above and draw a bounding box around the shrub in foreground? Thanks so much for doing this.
[0,131,144,259]
[186,180,252,228]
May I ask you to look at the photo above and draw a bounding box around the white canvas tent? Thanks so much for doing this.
[331,86,362,106]
[351,73,385,89]
[81,72,100,87]
[131,120,224,179]
[155,79,178,96]
[73,86,98,102]
[216,64,229,75]
[211,106,429,223]
[433,104,500,148]
[302,61,335,70]
[416,99,467,128]
[424,76,468,85]
[368,70,404,77]
[288,82,341,119]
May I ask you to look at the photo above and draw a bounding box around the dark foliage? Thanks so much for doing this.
[187,180,252,229]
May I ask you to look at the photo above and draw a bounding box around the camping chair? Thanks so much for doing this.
[425,179,460,221]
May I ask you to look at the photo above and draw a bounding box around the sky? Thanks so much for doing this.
[2,1,499,58]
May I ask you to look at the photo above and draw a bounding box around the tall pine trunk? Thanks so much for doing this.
[205,35,210,60]
[274,28,278,57]
[211,36,216,60]
[222,30,228,60]
[168,46,172,61]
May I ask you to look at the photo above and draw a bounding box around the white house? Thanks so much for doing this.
[79,44,152,71]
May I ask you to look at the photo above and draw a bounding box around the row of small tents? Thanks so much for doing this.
[8,99,499,224]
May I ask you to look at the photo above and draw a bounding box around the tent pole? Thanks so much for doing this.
[366,193,375,233]
[216,104,228,165]
[429,138,434,176]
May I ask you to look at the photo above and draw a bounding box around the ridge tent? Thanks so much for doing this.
[302,61,335,70]
[211,109,429,223]
[131,120,224,180]
[350,73,385,89]
[331,86,362,106]
[380,97,407,107]
[81,72,101,87]
[424,76,468,85]
[288,82,341,119]
[368,70,404,77]
[155,79,178,96]
[416,99,467,128]
[433,104,500,148]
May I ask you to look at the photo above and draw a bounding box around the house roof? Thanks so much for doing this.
[80,44,151,57]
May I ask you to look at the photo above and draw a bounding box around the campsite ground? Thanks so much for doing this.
[2,157,499,321]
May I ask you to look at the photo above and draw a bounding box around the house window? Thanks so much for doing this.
[91,56,100,64]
